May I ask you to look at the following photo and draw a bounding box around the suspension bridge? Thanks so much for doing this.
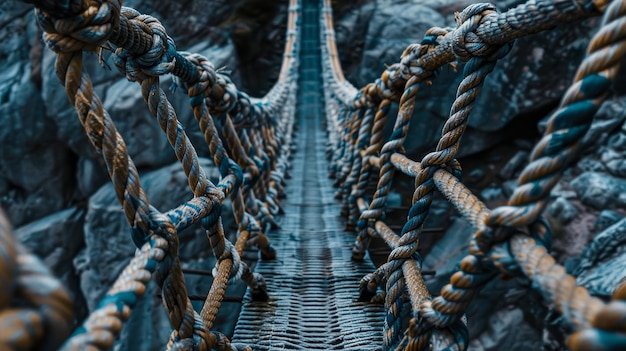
[1,0,626,350]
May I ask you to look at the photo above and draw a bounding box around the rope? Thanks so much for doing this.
[321,0,626,349]
[15,0,301,348]
[0,209,73,351]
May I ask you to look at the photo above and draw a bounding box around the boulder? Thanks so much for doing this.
[469,307,542,351]
[594,210,625,233]
[573,218,626,298]
[546,197,579,225]
[570,171,626,210]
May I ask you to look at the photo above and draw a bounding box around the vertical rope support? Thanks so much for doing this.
[349,98,392,225]
[352,75,421,261]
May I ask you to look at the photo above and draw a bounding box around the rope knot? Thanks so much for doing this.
[182,53,217,102]
[113,8,176,81]
[399,27,449,80]
[36,0,121,53]
[380,64,404,100]
[400,43,427,78]
[452,3,499,61]
[213,241,244,283]
[207,74,239,115]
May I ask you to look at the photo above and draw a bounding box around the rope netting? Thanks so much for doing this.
[2,0,301,349]
[322,0,626,349]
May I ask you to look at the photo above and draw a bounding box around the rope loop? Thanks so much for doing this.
[213,241,244,283]
[400,27,449,80]
[182,52,218,103]
[208,74,239,116]
[452,3,500,61]
[167,312,213,351]
[35,0,121,53]
[113,7,176,81]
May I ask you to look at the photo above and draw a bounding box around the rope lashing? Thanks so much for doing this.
[351,27,449,261]
[381,5,513,346]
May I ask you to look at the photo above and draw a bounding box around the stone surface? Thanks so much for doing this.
[0,58,77,226]
[601,120,626,177]
[573,218,626,298]
[546,197,579,225]
[469,307,542,351]
[570,171,626,210]
[595,210,625,233]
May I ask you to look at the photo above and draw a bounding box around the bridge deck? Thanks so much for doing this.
[231,1,385,349]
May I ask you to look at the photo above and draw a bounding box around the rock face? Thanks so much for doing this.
[572,218,626,297]
[571,171,626,210]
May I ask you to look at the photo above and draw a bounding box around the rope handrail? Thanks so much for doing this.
[3,0,301,349]
[324,0,626,349]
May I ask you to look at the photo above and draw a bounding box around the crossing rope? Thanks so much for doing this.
[3,0,626,350]
[323,0,626,349]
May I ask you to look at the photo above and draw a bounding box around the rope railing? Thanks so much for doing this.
[1,0,302,349]
[322,0,626,349]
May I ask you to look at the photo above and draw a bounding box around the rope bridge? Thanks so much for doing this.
[0,0,625,350]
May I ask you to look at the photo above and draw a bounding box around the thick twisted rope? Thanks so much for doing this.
[0,209,73,351]
[488,0,626,228]
[381,6,513,347]
[320,0,626,349]
[35,1,156,244]
[417,0,626,339]
[348,98,392,225]
[352,29,446,261]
